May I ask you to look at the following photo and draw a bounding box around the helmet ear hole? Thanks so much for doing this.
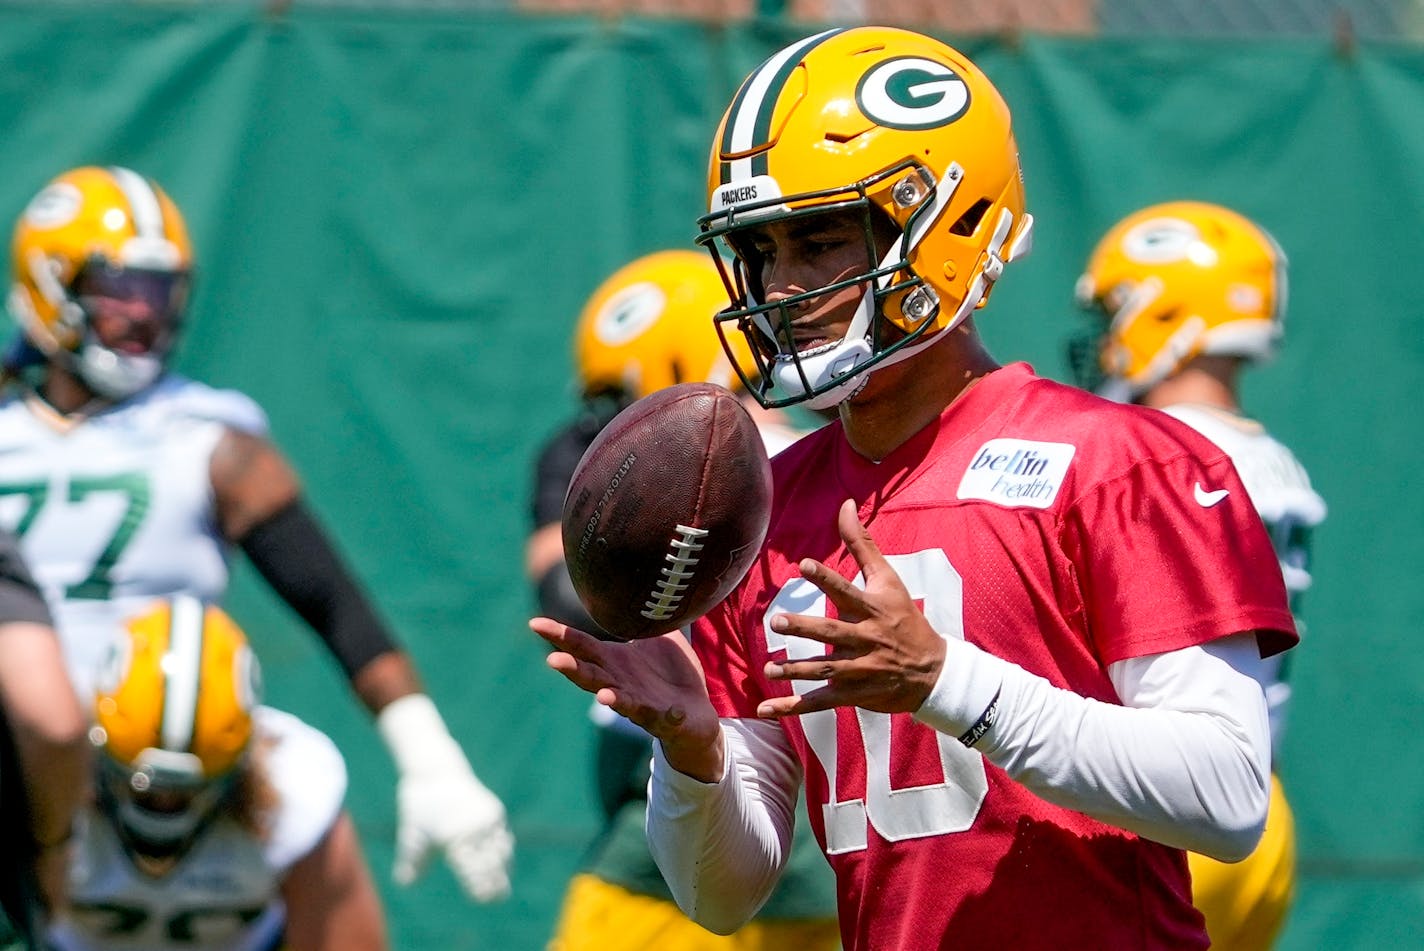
[950,198,993,237]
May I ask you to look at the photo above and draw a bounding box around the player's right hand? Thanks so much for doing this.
[530,618,723,781]
[758,498,947,718]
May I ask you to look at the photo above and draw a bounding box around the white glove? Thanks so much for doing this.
[377,694,514,902]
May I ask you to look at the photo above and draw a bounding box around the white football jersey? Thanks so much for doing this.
[1162,403,1326,595]
[0,374,268,704]
[50,706,346,951]
[1162,403,1326,750]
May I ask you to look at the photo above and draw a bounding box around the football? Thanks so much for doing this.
[561,382,773,640]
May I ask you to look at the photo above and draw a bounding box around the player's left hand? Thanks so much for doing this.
[394,753,515,902]
[759,498,946,718]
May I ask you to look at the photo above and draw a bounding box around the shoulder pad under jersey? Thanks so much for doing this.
[140,375,271,436]
[251,705,347,870]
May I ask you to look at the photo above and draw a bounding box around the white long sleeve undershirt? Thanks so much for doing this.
[646,633,1272,933]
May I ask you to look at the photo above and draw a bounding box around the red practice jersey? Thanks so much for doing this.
[694,363,1296,951]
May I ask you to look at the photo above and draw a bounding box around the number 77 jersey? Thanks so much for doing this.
[0,376,265,704]
[692,363,1295,951]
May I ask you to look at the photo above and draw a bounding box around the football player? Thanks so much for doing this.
[528,249,839,951]
[49,596,387,951]
[1074,200,1326,950]
[534,26,1297,950]
[0,166,513,902]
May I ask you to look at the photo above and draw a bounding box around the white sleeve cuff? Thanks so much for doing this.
[376,693,474,779]
[912,636,1009,743]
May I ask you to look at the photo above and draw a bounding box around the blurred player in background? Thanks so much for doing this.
[535,26,1297,950]
[0,530,88,951]
[0,166,513,903]
[527,250,839,950]
[1073,200,1327,950]
[49,595,387,951]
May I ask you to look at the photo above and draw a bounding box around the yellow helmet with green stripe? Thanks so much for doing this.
[697,26,1033,409]
[1073,201,1287,400]
[92,596,261,854]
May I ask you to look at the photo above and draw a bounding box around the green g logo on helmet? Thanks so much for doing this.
[856,57,971,130]
[594,283,666,347]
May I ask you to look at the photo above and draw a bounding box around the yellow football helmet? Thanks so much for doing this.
[91,595,262,854]
[697,26,1034,409]
[575,250,754,403]
[1073,201,1287,400]
[8,165,193,398]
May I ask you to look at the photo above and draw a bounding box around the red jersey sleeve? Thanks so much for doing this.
[692,590,765,719]
[1062,447,1297,665]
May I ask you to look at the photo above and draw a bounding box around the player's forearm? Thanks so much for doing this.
[0,623,90,849]
[282,812,389,951]
[239,498,400,687]
[915,633,1271,862]
[647,718,800,934]
[351,652,423,716]
[19,732,88,852]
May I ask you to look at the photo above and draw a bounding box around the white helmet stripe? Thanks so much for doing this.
[724,29,842,183]
[161,595,206,753]
[1261,224,1289,325]
[108,166,166,239]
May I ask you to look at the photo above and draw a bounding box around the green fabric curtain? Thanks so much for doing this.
[2,6,1420,947]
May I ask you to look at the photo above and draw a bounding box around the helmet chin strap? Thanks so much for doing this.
[73,339,164,400]
[768,290,876,410]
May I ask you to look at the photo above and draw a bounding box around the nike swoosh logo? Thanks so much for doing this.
[1193,483,1230,508]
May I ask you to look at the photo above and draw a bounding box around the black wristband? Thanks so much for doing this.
[957,685,1002,749]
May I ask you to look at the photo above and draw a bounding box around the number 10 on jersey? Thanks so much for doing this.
[763,549,988,854]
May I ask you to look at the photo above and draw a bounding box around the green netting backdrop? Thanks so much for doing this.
[2,5,1421,948]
